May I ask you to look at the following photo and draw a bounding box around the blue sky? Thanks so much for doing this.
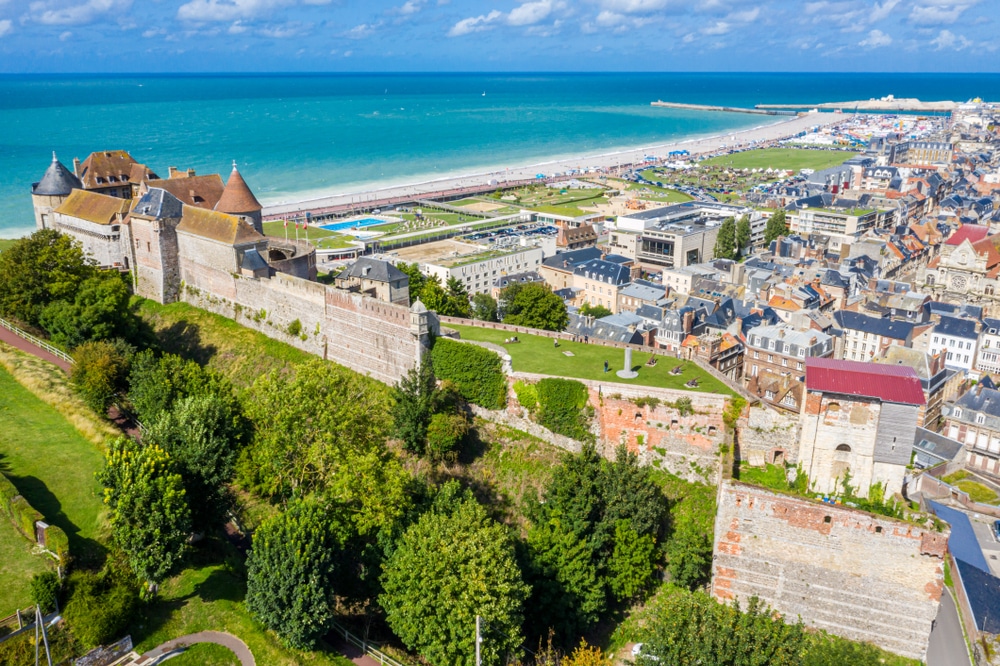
[0,0,995,72]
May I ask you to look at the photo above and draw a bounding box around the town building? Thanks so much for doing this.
[573,257,633,313]
[744,324,834,382]
[423,246,543,296]
[927,315,980,372]
[50,189,132,269]
[681,331,743,380]
[616,202,749,269]
[799,358,925,498]
[877,346,962,431]
[834,310,915,361]
[616,279,667,313]
[335,257,410,305]
[74,149,157,199]
[976,317,1000,375]
[943,384,1000,478]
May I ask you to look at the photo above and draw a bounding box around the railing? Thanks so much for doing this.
[329,620,407,666]
[0,317,74,365]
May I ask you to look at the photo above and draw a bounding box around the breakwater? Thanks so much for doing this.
[651,101,798,116]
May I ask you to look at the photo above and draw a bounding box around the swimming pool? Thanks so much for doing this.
[319,217,386,232]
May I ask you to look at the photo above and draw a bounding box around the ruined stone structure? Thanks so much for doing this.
[712,481,948,661]
[736,404,801,467]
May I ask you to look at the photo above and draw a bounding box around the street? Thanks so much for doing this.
[926,589,971,666]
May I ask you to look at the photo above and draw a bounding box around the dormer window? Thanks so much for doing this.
[954,408,963,418]
[976,414,986,425]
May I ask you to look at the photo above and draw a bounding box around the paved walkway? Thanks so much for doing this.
[0,325,71,372]
[927,588,971,666]
[135,631,254,666]
[331,635,381,666]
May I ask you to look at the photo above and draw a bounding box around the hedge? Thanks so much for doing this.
[43,524,70,563]
[513,380,538,411]
[431,338,507,410]
[9,495,43,541]
[536,377,592,442]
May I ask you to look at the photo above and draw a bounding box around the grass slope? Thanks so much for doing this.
[162,643,240,666]
[0,238,21,254]
[0,508,52,615]
[701,148,858,171]
[137,300,312,388]
[447,324,734,396]
[0,367,109,569]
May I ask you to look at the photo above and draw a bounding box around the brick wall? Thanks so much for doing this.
[736,405,801,466]
[712,480,947,661]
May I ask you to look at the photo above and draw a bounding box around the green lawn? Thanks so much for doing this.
[530,197,605,217]
[137,300,312,388]
[166,642,240,666]
[0,238,21,254]
[447,324,734,396]
[0,368,109,571]
[701,148,858,171]
[623,180,694,203]
[0,505,53,616]
[261,222,359,251]
[957,480,999,505]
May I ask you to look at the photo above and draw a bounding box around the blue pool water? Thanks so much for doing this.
[320,217,386,232]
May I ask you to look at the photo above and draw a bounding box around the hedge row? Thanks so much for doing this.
[536,377,593,442]
[431,338,507,410]
[0,471,69,563]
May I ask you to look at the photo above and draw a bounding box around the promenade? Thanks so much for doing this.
[262,112,842,221]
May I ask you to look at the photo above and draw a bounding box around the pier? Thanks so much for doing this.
[650,101,798,116]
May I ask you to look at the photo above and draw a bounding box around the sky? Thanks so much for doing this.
[0,0,995,72]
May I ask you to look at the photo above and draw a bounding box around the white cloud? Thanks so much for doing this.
[344,21,381,39]
[142,27,163,37]
[909,1,977,26]
[448,9,501,36]
[58,29,71,39]
[702,20,730,35]
[396,0,423,15]
[508,0,562,26]
[727,7,759,22]
[177,0,303,22]
[858,28,891,47]
[228,20,248,33]
[870,0,900,21]
[593,0,672,13]
[0,19,12,36]
[931,28,972,49]
[259,21,307,37]
[29,0,132,26]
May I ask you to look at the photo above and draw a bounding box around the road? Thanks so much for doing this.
[926,589,971,666]
[969,513,1000,577]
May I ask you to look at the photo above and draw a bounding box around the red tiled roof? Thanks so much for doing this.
[216,165,262,214]
[805,357,925,405]
[946,224,990,246]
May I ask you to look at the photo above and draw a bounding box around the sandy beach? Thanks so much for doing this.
[262,112,843,220]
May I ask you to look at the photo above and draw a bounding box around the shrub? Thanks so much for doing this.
[286,319,302,337]
[722,396,746,428]
[431,338,506,410]
[43,524,70,564]
[9,496,42,541]
[634,396,661,410]
[70,339,134,413]
[513,380,538,411]
[63,570,138,649]
[426,413,470,460]
[674,397,693,417]
[0,473,18,505]
[30,572,60,613]
[536,378,592,441]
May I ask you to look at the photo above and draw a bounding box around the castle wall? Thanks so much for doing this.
[712,481,948,661]
[130,216,181,304]
[51,214,128,268]
[799,392,883,497]
[736,404,801,467]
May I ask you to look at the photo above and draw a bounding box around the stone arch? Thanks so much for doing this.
[836,443,851,452]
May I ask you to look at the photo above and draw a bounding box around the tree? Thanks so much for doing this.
[713,217,737,261]
[471,292,499,322]
[444,275,472,318]
[392,358,438,453]
[127,350,219,423]
[380,483,529,666]
[419,275,448,313]
[246,499,353,649]
[664,516,712,590]
[39,272,134,348]
[502,282,569,331]
[62,569,138,649]
[70,338,134,413]
[579,302,613,319]
[735,214,751,257]
[98,437,190,593]
[397,262,425,300]
[425,412,469,460]
[144,392,248,533]
[0,229,97,327]
[30,571,60,614]
[597,446,668,545]
[607,520,657,601]
[764,210,788,246]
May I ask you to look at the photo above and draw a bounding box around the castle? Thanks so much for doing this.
[31,151,436,384]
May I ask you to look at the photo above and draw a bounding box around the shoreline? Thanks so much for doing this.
[260,112,840,219]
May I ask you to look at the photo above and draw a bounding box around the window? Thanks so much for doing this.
[765,390,775,400]
[782,358,788,367]
[781,394,796,407]
[753,351,759,359]
[836,444,851,452]
[977,414,986,424]
[933,336,939,344]
[954,408,963,418]
[769,340,775,350]
[965,355,970,363]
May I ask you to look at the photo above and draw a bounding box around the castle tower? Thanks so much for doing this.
[215,162,264,234]
[31,152,82,230]
[129,188,184,304]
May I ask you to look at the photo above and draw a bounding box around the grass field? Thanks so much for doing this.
[261,221,358,250]
[136,300,312,388]
[166,642,240,666]
[701,148,858,171]
[0,238,20,254]
[623,181,694,203]
[447,324,734,396]
[0,505,53,615]
[0,368,109,571]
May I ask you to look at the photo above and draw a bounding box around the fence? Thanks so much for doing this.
[0,317,74,365]
[329,620,407,666]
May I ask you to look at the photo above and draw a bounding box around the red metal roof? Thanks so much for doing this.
[945,224,990,246]
[805,357,925,405]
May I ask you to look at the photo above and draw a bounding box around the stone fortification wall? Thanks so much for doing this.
[178,260,427,385]
[736,405,801,467]
[712,480,948,661]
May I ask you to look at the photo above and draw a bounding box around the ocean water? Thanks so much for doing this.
[1,72,998,238]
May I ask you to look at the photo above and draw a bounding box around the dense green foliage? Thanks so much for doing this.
[70,338,134,413]
[578,302,613,319]
[42,524,70,564]
[426,412,470,459]
[512,379,538,411]
[471,292,499,322]
[392,358,439,453]
[501,282,569,331]
[764,210,788,246]
[246,499,352,649]
[381,483,529,666]
[127,350,221,423]
[62,569,139,649]
[713,217,737,261]
[525,445,668,643]
[444,276,473,318]
[431,338,507,410]
[144,392,248,532]
[39,272,135,348]
[735,214,751,256]
[535,378,591,441]
[397,262,425,296]
[98,437,191,591]
[29,571,60,613]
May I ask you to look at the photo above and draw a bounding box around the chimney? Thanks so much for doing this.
[187,168,196,177]
[168,166,179,178]
[682,310,694,334]
[73,157,81,177]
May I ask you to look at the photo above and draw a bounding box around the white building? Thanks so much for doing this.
[977,317,1000,375]
[927,315,980,373]
[424,246,544,295]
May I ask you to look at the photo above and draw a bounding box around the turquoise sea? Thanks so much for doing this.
[2,72,999,238]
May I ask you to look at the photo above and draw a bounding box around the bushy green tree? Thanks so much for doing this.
[30,571,61,614]
[98,437,190,593]
[444,276,472,318]
[0,229,97,327]
[419,275,448,313]
[246,499,353,649]
[144,392,248,533]
[502,282,568,331]
[579,302,613,319]
[62,569,138,649]
[735,214,751,257]
[713,217,737,261]
[425,412,469,460]
[471,292,499,322]
[607,519,657,601]
[381,483,529,666]
[39,272,134,348]
[127,350,220,423]
[764,210,788,246]
[397,262,425,300]
[392,358,439,453]
[70,338,134,413]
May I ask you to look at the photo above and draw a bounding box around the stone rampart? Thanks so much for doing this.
[736,405,801,467]
[712,480,948,661]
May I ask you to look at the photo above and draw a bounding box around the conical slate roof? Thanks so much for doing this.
[32,152,82,196]
[215,162,262,214]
